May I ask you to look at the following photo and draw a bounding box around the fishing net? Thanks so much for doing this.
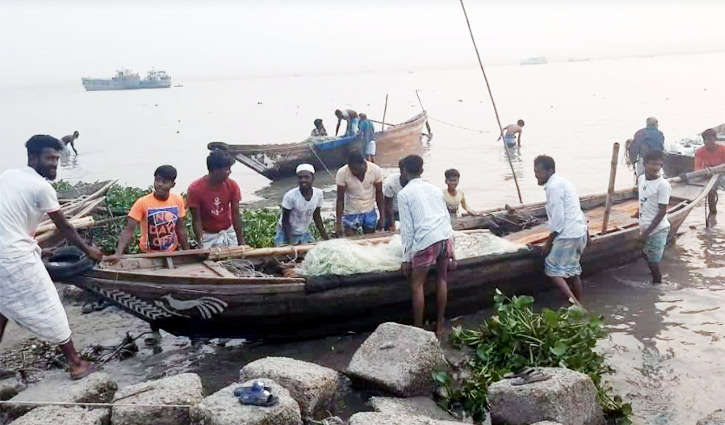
[301,231,525,277]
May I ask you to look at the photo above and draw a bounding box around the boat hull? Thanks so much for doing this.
[67,175,716,340]
[664,152,694,177]
[210,112,428,180]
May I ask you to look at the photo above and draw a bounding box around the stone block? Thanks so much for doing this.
[348,412,462,424]
[0,377,26,401]
[346,322,448,396]
[240,357,338,420]
[698,410,725,425]
[8,406,109,425]
[488,367,603,425]
[190,379,302,425]
[0,371,116,424]
[370,396,456,421]
[111,373,203,425]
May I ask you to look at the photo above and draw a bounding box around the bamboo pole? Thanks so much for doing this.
[601,143,620,235]
[381,94,389,131]
[415,90,432,136]
[35,216,95,242]
[458,0,523,204]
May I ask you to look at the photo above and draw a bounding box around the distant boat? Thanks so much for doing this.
[567,58,590,63]
[174,84,184,88]
[520,57,547,65]
[82,69,171,91]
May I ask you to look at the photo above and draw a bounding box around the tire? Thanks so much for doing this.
[43,246,95,279]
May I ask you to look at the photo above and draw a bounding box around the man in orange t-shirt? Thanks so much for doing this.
[693,128,725,222]
[108,165,190,260]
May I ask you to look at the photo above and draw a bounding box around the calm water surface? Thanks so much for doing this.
[1,52,724,424]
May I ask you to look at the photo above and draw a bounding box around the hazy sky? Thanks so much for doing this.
[2,0,725,88]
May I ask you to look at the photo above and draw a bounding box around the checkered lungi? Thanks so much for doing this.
[544,234,588,278]
[0,248,72,345]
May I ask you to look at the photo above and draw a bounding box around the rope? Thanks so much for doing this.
[459,0,523,204]
[427,116,485,134]
[308,144,336,180]
[0,400,192,409]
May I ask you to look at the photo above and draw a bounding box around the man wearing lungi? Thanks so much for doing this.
[398,155,455,337]
[0,135,103,380]
[534,155,588,306]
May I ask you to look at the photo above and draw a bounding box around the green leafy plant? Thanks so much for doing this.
[436,290,631,424]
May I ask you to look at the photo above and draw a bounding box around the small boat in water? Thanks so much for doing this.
[520,57,548,65]
[208,112,428,180]
[82,69,171,91]
[65,168,720,340]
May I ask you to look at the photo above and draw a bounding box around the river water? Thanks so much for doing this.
[1,52,724,424]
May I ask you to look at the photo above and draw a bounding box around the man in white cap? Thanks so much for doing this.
[275,164,329,245]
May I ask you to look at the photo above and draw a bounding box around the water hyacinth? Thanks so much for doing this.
[435,289,632,424]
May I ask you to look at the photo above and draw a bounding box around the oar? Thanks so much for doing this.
[381,94,389,131]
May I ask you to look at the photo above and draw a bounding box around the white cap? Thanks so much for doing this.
[296,164,315,175]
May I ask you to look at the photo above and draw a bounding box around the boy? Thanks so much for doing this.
[188,150,245,248]
[275,164,328,245]
[443,169,477,220]
[637,150,671,284]
[109,165,190,259]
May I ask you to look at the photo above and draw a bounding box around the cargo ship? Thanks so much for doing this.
[81,69,171,91]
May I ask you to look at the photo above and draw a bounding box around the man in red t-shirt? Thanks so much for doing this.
[694,128,725,222]
[187,150,245,248]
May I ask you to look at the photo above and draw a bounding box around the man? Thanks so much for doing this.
[382,160,405,231]
[534,155,588,305]
[275,164,329,245]
[693,128,725,224]
[498,120,525,147]
[61,131,79,155]
[398,155,454,336]
[188,150,245,248]
[358,113,376,162]
[0,135,102,380]
[311,119,327,137]
[109,165,190,258]
[334,109,359,137]
[628,117,664,178]
[637,150,671,284]
[336,152,384,236]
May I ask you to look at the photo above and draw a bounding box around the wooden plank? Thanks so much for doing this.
[202,261,236,277]
[166,257,175,269]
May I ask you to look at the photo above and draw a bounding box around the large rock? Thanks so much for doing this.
[190,379,302,425]
[8,406,109,425]
[0,377,26,401]
[111,373,203,425]
[346,322,448,396]
[348,412,462,425]
[488,367,603,425]
[698,410,725,425]
[240,357,338,420]
[370,396,457,422]
[0,372,116,424]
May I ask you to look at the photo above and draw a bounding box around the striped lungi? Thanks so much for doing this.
[544,234,588,278]
[0,248,72,345]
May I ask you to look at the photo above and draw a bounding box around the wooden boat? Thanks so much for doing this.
[664,123,725,177]
[66,169,720,340]
[208,112,428,180]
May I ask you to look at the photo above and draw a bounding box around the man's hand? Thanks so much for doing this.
[104,254,122,265]
[402,261,411,277]
[86,246,104,262]
[636,234,647,250]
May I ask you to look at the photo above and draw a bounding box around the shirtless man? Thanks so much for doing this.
[498,120,525,147]
[334,109,359,137]
[61,131,79,155]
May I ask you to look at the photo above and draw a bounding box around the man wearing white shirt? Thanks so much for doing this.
[534,155,588,305]
[398,155,454,336]
[0,135,103,380]
[382,160,404,231]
